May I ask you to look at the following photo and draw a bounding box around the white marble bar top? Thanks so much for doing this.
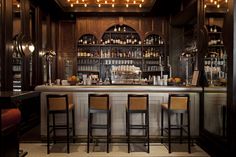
[35,85,203,92]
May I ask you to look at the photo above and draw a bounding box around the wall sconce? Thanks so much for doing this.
[13,33,35,56]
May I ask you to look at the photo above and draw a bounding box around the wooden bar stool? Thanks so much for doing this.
[126,94,149,153]
[46,94,75,154]
[161,94,191,153]
[87,94,111,153]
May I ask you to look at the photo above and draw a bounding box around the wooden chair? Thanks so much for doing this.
[126,94,149,153]
[161,94,191,153]
[46,94,75,154]
[87,94,111,153]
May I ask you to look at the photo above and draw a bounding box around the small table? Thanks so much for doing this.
[0,91,40,157]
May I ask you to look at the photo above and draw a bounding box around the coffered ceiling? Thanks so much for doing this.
[55,0,156,13]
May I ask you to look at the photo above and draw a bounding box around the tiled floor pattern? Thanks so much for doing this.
[20,143,210,157]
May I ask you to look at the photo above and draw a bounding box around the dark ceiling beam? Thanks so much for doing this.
[170,0,197,27]
[151,0,182,16]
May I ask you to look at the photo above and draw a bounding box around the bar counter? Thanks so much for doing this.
[35,85,203,137]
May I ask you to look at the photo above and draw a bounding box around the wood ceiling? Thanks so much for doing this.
[55,0,156,13]
[32,0,183,18]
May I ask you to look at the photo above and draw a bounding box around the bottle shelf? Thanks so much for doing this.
[77,25,167,81]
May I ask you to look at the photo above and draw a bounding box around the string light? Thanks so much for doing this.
[66,0,145,8]
[204,0,228,9]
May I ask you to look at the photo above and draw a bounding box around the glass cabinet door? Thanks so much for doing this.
[203,0,228,138]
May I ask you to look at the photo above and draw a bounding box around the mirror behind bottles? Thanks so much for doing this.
[203,0,228,139]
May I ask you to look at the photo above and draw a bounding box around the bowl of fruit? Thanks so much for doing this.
[67,75,78,85]
[168,77,182,86]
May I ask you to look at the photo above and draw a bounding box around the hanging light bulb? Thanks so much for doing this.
[204,4,207,8]
[214,1,217,5]
[133,1,136,4]
[225,0,228,2]
[70,3,74,7]
[76,0,79,4]
[217,4,220,8]
[84,3,87,7]
[142,0,144,2]
[17,4,20,8]
[98,3,101,7]
[112,3,115,7]
[210,0,213,3]
[105,0,107,4]
[139,3,142,8]
[126,4,129,7]
[112,0,115,2]
[67,0,70,2]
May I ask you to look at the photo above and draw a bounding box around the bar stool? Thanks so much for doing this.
[87,94,111,153]
[46,94,75,154]
[126,94,149,153]
[161,94,191,153]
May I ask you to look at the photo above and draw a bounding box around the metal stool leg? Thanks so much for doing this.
[168,110,171,153]
[161,107,164,144]
[180,113,183,144]
[87,112,90,153]
[52,113,56,144]
[47,112,50,154]
[127,111,130,153]
[187,110,191,153]
[72,108,76,143]
[67,110,70,153]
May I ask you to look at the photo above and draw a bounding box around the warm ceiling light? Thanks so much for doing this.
[210,0,213,2]
[225,0,228,2]
[67,0,70,2]
[105,0,107,4]
[98,3,101,7]
[84,3,87,7]
[76,0,79,4]
[217,4,220,8]
[97,0,100,2]
[139,3,142,8]
[126,4,129,7]
[82,0,85,2]
[204,4,207,8]
[112,4,115,7]
[17,4,20,8]
[142,0,144,2]
[214,1,217,4]
[70,3,73,7]
[133,1,136,4]
[126,0,129,2]
[112,0,115,2]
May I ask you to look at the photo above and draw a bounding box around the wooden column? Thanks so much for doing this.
[227,0,236,155]
[31,7,43,88]
[0,0,13,91]
[20,0,30,91]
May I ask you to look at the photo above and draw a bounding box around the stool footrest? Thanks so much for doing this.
[129,125,148,129]
[91,124,110,129]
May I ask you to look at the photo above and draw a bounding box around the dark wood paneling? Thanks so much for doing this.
[76,16,169,42]
[58,21,76,53]
[1,0,13,91]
